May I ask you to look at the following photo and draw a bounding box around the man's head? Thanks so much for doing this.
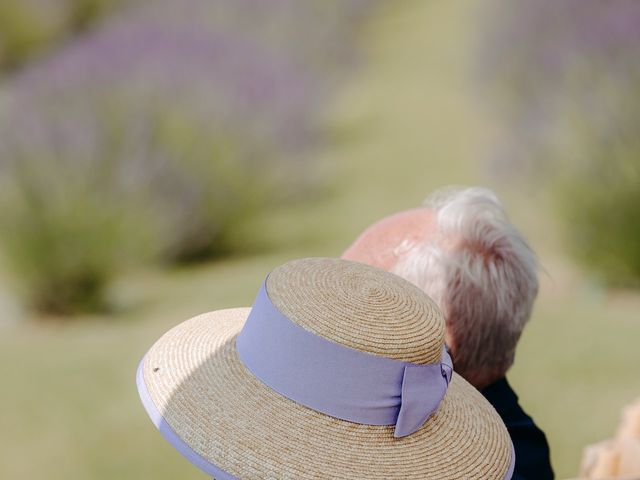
[342,187,538,389]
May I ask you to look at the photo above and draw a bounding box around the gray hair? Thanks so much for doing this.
[391,187,538,387]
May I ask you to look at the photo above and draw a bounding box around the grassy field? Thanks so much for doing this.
[1,1,639,479]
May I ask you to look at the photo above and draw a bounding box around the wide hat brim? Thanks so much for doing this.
[138,307,515,479]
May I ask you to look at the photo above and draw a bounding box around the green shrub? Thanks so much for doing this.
[553,143,640,288]
[477,0,640,286]
[0,99,276,314]
[0,163,153,315]
[0,0,116,72]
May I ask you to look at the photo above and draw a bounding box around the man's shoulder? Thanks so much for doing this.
[481,377,555,480]
[482,377,530,423]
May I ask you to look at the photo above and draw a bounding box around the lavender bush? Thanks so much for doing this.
[0,0,377,313]
[117,0,375,87]
[477,0,640,286]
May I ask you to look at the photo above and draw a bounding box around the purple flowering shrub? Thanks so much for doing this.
[477,0,640,286]
[116,0,374,80]
[0,0,377,313]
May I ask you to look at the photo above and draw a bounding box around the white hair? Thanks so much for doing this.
[391,187,538,387]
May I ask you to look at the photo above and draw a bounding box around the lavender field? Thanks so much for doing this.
[0,0,376,313]
[1,1,639,479]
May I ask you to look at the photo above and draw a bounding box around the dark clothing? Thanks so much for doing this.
[481,377,554,480]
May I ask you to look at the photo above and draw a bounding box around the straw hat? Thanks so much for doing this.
[137,257,514,479]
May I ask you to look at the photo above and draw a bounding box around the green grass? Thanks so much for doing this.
[1,1,639,479]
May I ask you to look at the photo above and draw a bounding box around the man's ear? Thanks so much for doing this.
[444,331,457,366]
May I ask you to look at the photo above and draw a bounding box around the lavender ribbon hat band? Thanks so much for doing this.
[236,281,454,438]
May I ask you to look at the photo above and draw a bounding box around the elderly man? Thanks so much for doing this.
[342,186,554,480]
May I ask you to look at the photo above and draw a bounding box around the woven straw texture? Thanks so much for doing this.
[142,258,513,479]
[267,258,444,364]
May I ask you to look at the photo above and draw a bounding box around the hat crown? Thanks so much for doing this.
[266,257,445,365]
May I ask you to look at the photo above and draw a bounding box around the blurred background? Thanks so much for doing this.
[0,0,639,478]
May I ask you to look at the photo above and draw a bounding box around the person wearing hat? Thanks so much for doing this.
[342,186,554,480]
[137,257,515,479]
